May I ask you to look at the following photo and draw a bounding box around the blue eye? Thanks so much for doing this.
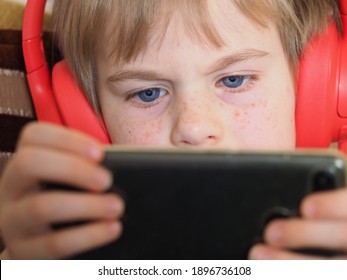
[137,88,162,102]
[221,76,245,88]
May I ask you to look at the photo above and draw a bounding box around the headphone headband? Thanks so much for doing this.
[22,0,62,124]
[22,0,46,73]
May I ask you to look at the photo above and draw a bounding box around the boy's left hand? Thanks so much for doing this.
[248,188,347,259]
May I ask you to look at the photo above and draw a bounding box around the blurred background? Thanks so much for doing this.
[0,0,53,30]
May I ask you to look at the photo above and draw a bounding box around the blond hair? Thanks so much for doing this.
[52,0,342,113]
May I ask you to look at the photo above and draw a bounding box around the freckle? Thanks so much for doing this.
[261,100,268,108]
[234,110,241,118]
[144,131,150,138]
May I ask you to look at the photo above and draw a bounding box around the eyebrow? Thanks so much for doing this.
[107,69,167,83]
[205,49,269,75]
[107,48,269,83]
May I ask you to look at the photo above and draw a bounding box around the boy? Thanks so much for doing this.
[0,0,346,259]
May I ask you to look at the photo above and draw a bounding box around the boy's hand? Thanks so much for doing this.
[248,188,347,259]
[0,122,124,259]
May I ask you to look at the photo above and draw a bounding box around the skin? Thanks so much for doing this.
[0,124,124,259]
[0,0,346,259]
[98,1,296,149]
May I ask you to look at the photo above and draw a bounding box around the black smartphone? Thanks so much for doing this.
[56,148,346,259]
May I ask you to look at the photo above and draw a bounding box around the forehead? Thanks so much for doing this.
[162,1,270,48]
[101,0,279,65]
[100,0,281,69]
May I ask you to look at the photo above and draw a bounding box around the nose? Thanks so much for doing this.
[170,96,225,147]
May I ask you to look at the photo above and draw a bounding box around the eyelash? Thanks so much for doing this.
[125,74,260,109]
[126,88,168,109]
[216,74,260,94]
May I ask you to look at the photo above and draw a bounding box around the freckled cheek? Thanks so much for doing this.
[231,101,270,129]
[241,101,294,148]
[251,101,286,134]
[232,108,250,128]
[228,101,283,146]
[108,117,165,145]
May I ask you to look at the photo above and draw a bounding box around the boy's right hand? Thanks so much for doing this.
[0,122,124,259]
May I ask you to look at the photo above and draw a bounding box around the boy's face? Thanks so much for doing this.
[97,0,296,150]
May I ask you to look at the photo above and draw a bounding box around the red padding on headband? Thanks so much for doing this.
[26,64,63,124]
[296,23,340,148]
[52,61,111,144]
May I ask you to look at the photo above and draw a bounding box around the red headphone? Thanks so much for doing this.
[23,0,347,150]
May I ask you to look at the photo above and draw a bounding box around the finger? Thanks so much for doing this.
[17,122,104,162]
[264,219,347,251]
[4,192,124,236]
[10,221,122,259]
[1,147,112,200]
[248,244,332,260]
[301,188,347,220]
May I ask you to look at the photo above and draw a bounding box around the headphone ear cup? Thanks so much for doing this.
[52,61,111,144]
[296,23,340,148]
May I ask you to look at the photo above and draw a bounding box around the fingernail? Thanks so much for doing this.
[303,201,317,218]
[87,145,103,160]
[250,247,271,260]
[95,169,113,189]
[267,224,282,244]
[108,222,120,234]
[107,199,120,213]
